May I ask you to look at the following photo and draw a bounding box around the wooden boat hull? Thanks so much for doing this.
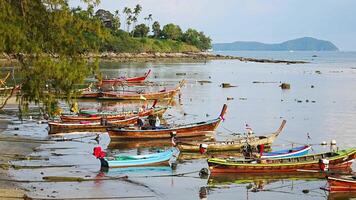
[108,119,221,139]
[99,80,184,101]
[48,117,138,134]
[100,90,178,100]
[327,176,356,192]
[60,107,167,123]
[208,149,356,174]
[108,104,227,140]
[177,120,286,152]
[101,69,151,85]
[79,91,101,98]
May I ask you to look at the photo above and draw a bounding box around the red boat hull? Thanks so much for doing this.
[209,161,353,174]
[101,69,151,84]
[327,176,356,192]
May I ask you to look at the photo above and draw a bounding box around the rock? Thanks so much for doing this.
[221,83,236,88]
[315,70,322,74]
[280,83,291,89]
[176,72,186,76]
[311,85,314,88]
[302,189,309,194]
[227,97,234,101]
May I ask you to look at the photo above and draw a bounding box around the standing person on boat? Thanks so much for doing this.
[137,117,144,130]
[148,114,156,129]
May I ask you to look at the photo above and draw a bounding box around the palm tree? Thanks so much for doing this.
[123,7,132,32]
[147,14,153,28]
[132,4,142,31]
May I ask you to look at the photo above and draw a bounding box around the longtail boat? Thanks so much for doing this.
[93,146,175,168]
[326,175,356,192]
[100,69,151,85]
[208,148,356,174]
[177,120,286,152]
[48,116,139,134]
[178,145,310,161]
[99,80,185,101]
[60,106,167,123]
[261,145,311,159]
[107,104,227,140]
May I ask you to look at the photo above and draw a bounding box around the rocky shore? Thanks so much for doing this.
[1,52,308,64]
[88,52,308,64]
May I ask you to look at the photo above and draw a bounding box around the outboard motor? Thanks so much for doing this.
[93,146,109,168]
[199,144,208,154]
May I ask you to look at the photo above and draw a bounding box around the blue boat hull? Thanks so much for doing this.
[101,148,176,168]
[261,145,311,159]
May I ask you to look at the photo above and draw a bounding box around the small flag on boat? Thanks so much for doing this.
[245,123,253,134]
[307,132,311,140]
[139,95,147,100]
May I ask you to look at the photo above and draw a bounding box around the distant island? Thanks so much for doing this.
[213,37,339,51]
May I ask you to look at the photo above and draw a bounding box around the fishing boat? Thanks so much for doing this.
[100,69,151,85]
[99,80,184,101]
[326,175,356,192]
[261,145,311,159]
[60,105,167,123]
[107,104,227,140]
[177,120,286,152]
[178,145,310,161]
[93,146,176,168]
[208,148,356,174]
[48,116,139,134]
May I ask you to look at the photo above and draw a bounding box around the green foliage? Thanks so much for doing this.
[133,24,150,37]
[0,0,106,114]
[161,23,183,40]
[152,21,161,38]
[182,28,212,50]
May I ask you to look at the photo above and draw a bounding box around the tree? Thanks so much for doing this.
[132,4,142,32]
[123,7,132,32]
[0,0,106,114]
[161,23,182,40]
[152,21,161,38]
[181,29,212,51]
[133,24,150,37]
[144,14,153,28]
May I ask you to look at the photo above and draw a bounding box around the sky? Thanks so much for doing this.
[70,0,356,51]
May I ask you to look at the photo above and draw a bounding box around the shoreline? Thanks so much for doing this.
[86,52,308,64]
[1,52,308,64]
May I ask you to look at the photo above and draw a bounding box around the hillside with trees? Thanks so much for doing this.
[94,5,212,53]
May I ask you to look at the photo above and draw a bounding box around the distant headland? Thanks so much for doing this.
[213,37,339,51]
